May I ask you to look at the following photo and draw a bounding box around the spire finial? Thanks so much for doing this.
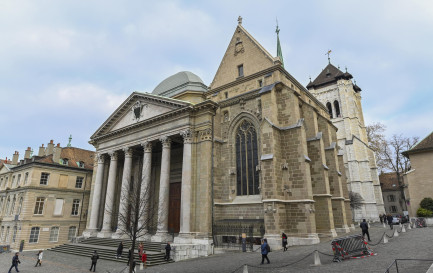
[276,17,284,68]
[238,16,242,25]
[354,80,357,85]
[345,66,348,73]
[326,50,332,64]
[309,76,312,82]
[67,134,72,147]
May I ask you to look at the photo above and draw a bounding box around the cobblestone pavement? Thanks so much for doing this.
[1,224,432,273]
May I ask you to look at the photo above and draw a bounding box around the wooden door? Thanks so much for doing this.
[168,182,181,233]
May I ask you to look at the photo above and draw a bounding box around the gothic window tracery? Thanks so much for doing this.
[334,100,341,117]
[235,120,259,196]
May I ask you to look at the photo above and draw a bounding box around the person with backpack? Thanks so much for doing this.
[90,250,99,272]
[8,252,20,273]
[35,250,43,266]
[260,239,270,264]
[282,233,288,251]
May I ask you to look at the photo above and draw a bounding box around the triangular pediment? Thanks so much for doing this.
[91,92,191,139]
[210,24,276,89]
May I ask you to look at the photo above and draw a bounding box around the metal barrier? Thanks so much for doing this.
[331,234,371,262]
[0,245,10,253]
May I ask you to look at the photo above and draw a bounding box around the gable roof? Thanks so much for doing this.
[90,91,192,140]
[403,131,433,156]
[307,63,353,90]
[379,172,399,191]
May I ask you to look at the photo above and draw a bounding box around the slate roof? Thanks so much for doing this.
[403,131,433,156]
[306,63,353,90]
[379,172,400,191]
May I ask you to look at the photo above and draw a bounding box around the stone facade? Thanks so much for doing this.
[0,143,93,251]
[307,64,385,221]
[403,132,433,217]
[83,20,353,260]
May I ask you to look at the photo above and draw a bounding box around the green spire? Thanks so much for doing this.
[67,134,72,147]
[276,19,284,68]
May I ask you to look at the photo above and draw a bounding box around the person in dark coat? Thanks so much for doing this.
[90,250,99,272]
[379,214,383,224]
[260,239,270,265]
[281,233,288,251]
[387,214,394,230]
[360,219,371,241]
[164,242,171,261]
[116,242,124,258]
[8,252,20,273]
[383,214,388,224]
[127,248,133,266]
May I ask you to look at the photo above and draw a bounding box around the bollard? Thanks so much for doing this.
[383,222,386,228]
[311,250,322,266]
[408,223,412,230]
[399,223,402,227]
[402,225,406,233]
[383,235,388,244]
[140,263,143,270]
[394,228,399,237]
[243,264,248,273]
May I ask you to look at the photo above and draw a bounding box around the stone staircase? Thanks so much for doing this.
[49,237,174,266]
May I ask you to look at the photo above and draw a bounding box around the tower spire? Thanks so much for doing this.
[276,18,284,68]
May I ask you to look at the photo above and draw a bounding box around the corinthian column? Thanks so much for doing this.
[84,154,105,237]
[114,148,133,237]
[98,151,118,237]
[139,141,152,239]
[153,136,171,242]
[179,129,193,238]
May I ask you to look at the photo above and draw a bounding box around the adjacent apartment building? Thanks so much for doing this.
[0,140,94,250]
[379,172,405,215]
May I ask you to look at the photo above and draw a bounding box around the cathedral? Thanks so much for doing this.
[81,18,379,259]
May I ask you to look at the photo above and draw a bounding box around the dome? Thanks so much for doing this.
[152,71,208,97]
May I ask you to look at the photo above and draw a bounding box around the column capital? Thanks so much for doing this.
[108,151,118,161]
[141,141,153,152]
[97,153,105,164]
[123,148,133,157]
[180,129,193,144]
[159,136,171,148]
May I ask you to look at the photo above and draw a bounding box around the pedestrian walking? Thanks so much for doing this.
[8,252,20,273]
[379,214,383,224]
[141,251,147,268]
[35,250,43,266]
[387,214,393,230]
[138,242,144,259]
[384,214,387,224]
[164,242,171,261]
[90,250,99,272]
[127,248,133,266]
[360,219,371,241]
[260,239,270,265]
[116,242,124,258]
[281,233,288,251]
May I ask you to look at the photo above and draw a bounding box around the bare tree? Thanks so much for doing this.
[107,177,163,273]
[366,122,388,172]
[349,191,364,210]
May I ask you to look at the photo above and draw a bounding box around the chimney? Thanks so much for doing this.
[24,147,31,159]
[38,144,45,156]
[12,151,19,164]
[53,143,62,163]
[45,140,54,156]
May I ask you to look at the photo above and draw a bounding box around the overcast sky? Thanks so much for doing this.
[1,0,432,159]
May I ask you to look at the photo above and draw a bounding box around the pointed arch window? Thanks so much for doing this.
[235,120,260,196]
[334,100,341,117]
[326,102,333,118]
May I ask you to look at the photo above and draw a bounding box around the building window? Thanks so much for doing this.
[5,177,8,187]
[12,226,17,243]
[71,199,80,216]
[40,172,50,185]
[49,227,60,242]
[258,79,263,87]
[5,226,10,242]
[61,158,69,165]
[10,196,16,215]
[68,226,77,241]
[17,197,23,215]
[0,226,3,241]
[34,197,45,215]
[334,100,341,117]
[29,227,40,243]
[237,64,244,77]
[77,161,85,168]
[17,174,21,186]
[388,195,395,202]
[0,197,4,215]
[390,206,397,213]
[24,172,29,184]
[12,176,15,187]
[235,120,260,196]
[75,177,84,188]
[53,199,64,216]
[225,92,228,99]
[5,197,10,215]
[326,102,333,118]
[0,178,3,189]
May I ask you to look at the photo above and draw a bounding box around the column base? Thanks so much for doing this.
[83,229,99,238]
[174,233,193,244]
[112,230,129,239]
[97,230,114,238]
[151,232,172,243]
[335,225,350,233]
[317,229,337,238]
[137,233,152,242]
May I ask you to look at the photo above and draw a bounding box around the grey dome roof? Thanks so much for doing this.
[152,71,208,97]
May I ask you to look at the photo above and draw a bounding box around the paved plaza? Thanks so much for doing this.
[1,224,433,273]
